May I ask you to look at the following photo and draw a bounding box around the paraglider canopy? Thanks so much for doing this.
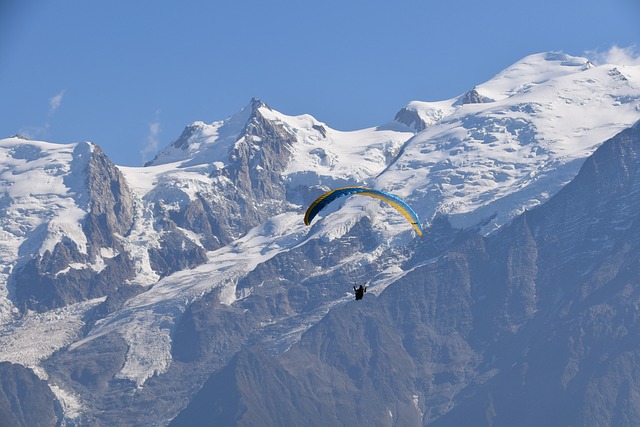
[304,186,423,236]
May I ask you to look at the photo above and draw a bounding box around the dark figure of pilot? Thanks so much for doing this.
[353,285,367,300]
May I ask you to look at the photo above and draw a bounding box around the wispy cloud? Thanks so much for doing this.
[48,90,65,116]
[18,90,66,139]
[587,45,640,66]
[141,117,161,164]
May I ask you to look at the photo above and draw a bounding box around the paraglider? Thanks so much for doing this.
[353,284,367,300]
[304,186,423,236]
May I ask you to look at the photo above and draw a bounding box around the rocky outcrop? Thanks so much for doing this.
[45,333,129,393]
[148,101,297,251]
[42,332,133,425]
[456,88,494,105]
[147,219,208,277]
[13,241,136,311]
[82,144,134,259]
[169,347,329,427]
[0,362,61,427]
[224,104,295,222]
[394,107,428,132]
[12,143,137,312]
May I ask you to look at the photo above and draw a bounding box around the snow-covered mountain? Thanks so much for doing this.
[1,52,640,426]
[174,120,640,427]
[384,52,640,232]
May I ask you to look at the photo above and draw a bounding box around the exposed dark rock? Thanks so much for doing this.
[0,362,61,427]
[12,242,136,311]
[47,333,129,393]
[456,88,494,105]
[394,107,427,132]
[172,292,254,363]
[11,143,138,312]
[147,221,208,278]
[86,283,146,323]
[169,347,329,427]
[145,100,297,253]
[171,123,207,151]
[312,124,327,138]
[169,194,224,250]
[86,145,134,236]
[43,332,135,426]
[228,108,294,201]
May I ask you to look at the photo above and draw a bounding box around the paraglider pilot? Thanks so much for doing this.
[353,284,367,300]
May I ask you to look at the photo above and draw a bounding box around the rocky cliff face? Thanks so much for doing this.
[213,103,296,236]
[141,100,298,252]
[83,144,135,258]
[0,362,61,427]
[11,143,139,312]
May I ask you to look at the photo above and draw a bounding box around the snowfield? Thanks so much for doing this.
[0,139,94,323]
[378,53,640,232]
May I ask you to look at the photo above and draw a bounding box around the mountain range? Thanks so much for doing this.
[1,52,640,426]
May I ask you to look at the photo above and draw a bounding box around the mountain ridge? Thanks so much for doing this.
[0,51,639,425]
[172,118,640,426]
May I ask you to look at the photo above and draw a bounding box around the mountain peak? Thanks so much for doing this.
[382,51,640,234]
[145,98,274,167]
[393,52,594,133]
[249,97,268,111]
[475,51,592,101]
[393,100,454,132]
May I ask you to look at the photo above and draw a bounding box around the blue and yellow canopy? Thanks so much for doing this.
[304,186,423,236]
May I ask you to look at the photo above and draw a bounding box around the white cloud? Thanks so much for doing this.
[16,125,45,140]
[587,45,640,66]
[18,90,66,139]
[49,90,65,115]
[140,120,161,164]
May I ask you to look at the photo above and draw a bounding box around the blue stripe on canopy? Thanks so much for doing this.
[304,186,422,236]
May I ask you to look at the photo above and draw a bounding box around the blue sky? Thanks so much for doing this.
[1,0,639,166]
